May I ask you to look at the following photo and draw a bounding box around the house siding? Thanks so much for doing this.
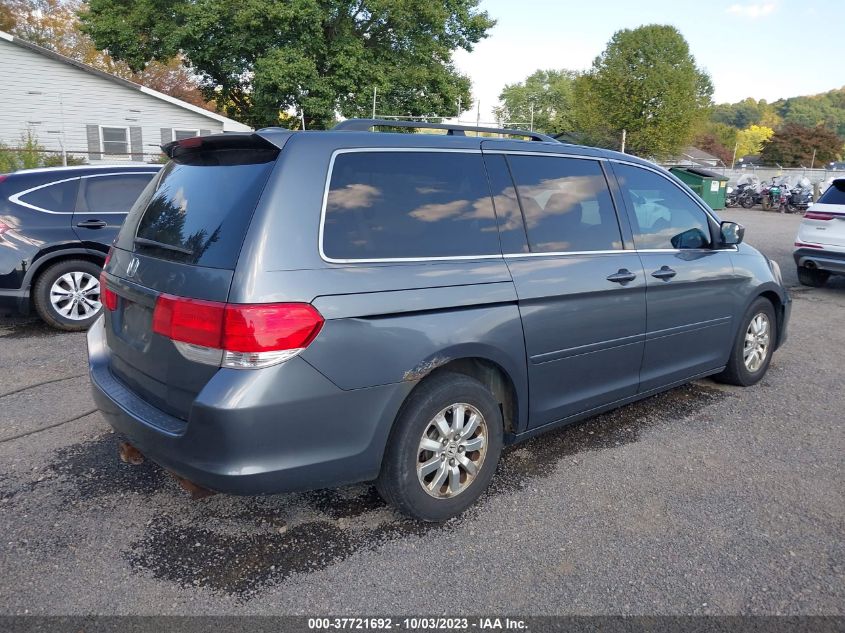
[0,38,236,163]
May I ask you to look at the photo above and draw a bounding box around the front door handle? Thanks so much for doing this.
[651,265,677,280]
[606,268,637,284]
[76,219,107,229]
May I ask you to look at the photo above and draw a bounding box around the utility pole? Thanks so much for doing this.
[372,87,377,119]
[300,107,306,130]
[457,97,462,119]
[731,142,738,169]
[810,148,816,170]
[620,129,626,153]
[529,101,535,132]
[476,100,481,130]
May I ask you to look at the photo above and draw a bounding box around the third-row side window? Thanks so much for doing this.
[323,152,499,260]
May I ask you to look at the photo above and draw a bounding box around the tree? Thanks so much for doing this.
[693,120,738,165]
[493,69,577,135]
[760,123,843,167]
[572,25,713,158]
[3,0,212,110]
[735,124,774,158]
[80,0,495,129]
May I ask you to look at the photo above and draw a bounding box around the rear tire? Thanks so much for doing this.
[376,372,503,522]
[715,297,777,387]
[33,259,103,331]
[740,196,755,209]
[797,266,829,288]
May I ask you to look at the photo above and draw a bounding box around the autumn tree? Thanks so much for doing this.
[760,123,843,167]
[735,124,774,158]
[80,0,495,129]
[572,25,713,158]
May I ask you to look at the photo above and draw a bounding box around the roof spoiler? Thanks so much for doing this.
[162,131,289,161]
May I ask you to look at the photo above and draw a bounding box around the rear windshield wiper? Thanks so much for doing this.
[133,237,194,256]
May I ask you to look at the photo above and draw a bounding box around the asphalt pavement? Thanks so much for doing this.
[0,207,842,615]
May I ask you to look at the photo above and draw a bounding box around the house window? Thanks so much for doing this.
[101,127,129,155]
[173,129,200,141]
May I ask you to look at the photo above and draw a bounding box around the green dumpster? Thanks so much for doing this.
[669,167,729,210]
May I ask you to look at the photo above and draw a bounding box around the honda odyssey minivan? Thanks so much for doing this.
[89,120,791,521]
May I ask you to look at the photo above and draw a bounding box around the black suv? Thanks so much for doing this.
[0,165,159,330]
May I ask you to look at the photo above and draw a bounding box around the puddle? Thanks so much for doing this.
[124,382,726,598]
[49,434,168,500]
[128,516,355,596]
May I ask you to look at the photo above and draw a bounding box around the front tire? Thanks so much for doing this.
[715,297,777,387]
[797,266,829,287]
[376,372,503,522]
[33,259,103,331]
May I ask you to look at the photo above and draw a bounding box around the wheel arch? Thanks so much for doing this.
[395,353,523,438]
[753,286,787,350]
[25,247,106,291]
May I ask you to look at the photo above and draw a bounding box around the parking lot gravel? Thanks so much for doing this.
[0,207,842,615]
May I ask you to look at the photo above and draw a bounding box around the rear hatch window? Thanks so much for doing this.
[131,146,277,268]
[818,181,845,205]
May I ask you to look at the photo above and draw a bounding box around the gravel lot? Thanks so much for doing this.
[0,208,842,615]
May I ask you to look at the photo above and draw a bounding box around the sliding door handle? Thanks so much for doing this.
[651,266,677,280]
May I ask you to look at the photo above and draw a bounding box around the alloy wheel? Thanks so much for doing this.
[416,403,488,499]
[49,271,102,320]
[743,312,770,373]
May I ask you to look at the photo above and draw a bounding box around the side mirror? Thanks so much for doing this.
[720,221,745,246]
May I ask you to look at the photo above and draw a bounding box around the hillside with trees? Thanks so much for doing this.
[695,88,845,167]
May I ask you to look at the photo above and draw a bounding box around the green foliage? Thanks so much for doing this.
[572,25,713,158]
[760,123,843,167]
[80,0,495,129]
[710,87,845,139]
[0,129,45,173]
[42,154,88,167]
[0,130,88,172]
[493,69,577,135]
[693,121,738,164]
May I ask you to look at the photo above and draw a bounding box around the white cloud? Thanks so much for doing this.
[726,2,777,18]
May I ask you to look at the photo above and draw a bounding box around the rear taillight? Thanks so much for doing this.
[795,241,824,249]
[151,294,324,369]
[99,246,117,311]
[804,211,839,221]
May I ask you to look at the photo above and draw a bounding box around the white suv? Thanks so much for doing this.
[794,177,845,287]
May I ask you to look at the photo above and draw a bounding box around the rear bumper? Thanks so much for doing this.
[794,247,845,275]
[87,316,413,495]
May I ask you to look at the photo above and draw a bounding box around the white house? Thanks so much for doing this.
[0,30,251,163]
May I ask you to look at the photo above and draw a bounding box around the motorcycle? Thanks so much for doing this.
[786,182,813,214]
[762,178,790,212]
[732,175,760,208]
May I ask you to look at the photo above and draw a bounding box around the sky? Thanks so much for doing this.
[452,0,845,124]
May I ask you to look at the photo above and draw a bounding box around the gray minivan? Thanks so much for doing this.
[89,120,791,521]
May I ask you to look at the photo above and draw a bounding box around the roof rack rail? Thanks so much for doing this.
[333,118,555,143]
